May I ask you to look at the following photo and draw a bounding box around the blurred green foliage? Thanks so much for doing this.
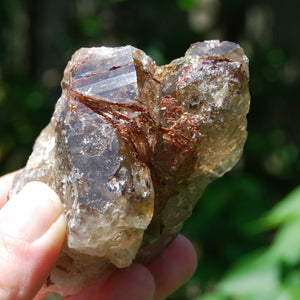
[198,186,300,299]
[0,0,299,299]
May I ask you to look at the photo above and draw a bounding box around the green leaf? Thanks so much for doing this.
[218,250,279,296]
[176,0,197,11]
[261,186,300,229]
[196,294,227,300]
[282,270,300,298]
[268,218,300,265]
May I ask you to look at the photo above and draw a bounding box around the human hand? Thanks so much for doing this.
[0,172,67,300]
[0,172,197,300]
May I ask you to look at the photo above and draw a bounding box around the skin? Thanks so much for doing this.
[0,172,197,300]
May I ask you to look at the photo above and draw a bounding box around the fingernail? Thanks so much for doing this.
[0,181,64,242]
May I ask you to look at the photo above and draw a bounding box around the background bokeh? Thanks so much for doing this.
[0,0,299,299]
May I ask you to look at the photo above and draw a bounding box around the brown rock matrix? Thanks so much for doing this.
[9,40,250,295]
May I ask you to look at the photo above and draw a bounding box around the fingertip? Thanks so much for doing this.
[92,263,155,300]
[148,234,198,300]
[0,181,65,242]
[173,234,198,276]
[0,181,66,300]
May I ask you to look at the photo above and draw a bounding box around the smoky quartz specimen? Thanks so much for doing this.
[9,40,250,296]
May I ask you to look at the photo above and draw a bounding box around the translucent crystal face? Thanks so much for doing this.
[68,47,140,105]
[54,97,154,267]
[9,41,250,296]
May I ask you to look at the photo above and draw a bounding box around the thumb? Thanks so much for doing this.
[0,182,67,300]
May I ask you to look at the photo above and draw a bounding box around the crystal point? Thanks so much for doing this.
[9,41,250,295]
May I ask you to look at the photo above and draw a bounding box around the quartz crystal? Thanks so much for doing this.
[9,40,250,296]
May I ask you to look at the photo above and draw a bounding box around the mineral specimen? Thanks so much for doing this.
[9,40,250,296]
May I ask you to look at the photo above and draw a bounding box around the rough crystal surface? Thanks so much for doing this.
[9,40,250,296]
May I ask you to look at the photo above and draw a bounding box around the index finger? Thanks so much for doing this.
[0,171,18,209]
